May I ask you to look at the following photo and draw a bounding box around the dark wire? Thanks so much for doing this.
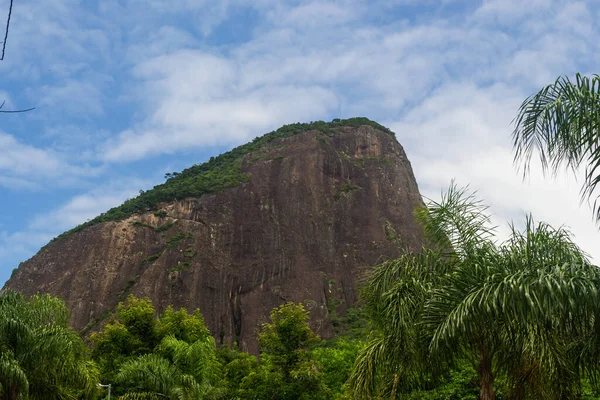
[1,0,14,61]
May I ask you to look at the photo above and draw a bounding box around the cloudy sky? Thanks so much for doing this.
[1,0,599,285]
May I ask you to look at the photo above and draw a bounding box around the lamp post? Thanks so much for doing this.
[99,383,111,400]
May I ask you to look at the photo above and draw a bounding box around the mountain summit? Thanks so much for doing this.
[5,118,425,353]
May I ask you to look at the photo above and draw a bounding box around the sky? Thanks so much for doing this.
[0,0,599,285]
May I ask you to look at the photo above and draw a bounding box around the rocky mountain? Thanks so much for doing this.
[5,118,425,354]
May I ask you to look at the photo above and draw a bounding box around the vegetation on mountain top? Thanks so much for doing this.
[47,118,393,245]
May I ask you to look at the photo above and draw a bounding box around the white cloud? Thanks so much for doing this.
[102,49,340,162]
[95,0,600,265]
[0,230,54,265]
[30,180,147,232]
[474,0,554,23]
[0,130,105,190]
[0,169,157,289]
[270,0,363,28]
[3,0,600,282]
[391,82,600,261]
[0,132,62,176]
[103,0,600,163]
[0,177,151,276]
[101,16,464,161]
[38,79,105,116]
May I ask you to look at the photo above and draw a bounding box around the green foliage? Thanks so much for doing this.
[513,73,600,223]
[115,336,221,400]
[405,361,479,400]
[132,221,176,233]
[315,133,331,145]
[114,296,156,347]
[118,275,141,301]
[153,222,176,232]
[153,210,167,218]
[258,302,320,377]
[217,345,261,398]
[228,302,332,400]
[351,182,600,400]
[49,118,394,244]
[168,262,192,273]
[183,247,197,258]
[166,232,193,248]
[333,183,360,201]
[91,296,158,384]
[313,337,364,398]
[251,303,331,400]
[156,306,211,344]
[91,295,213,395]
[131,221,154,229]
[0,290,99,400]
[141,252,162,266]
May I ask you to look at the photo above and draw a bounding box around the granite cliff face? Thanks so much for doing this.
[5,122,425,353]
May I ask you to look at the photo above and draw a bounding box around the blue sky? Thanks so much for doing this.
[1,0,599,285]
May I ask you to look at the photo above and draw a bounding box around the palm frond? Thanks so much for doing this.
[513,73,600,223]
[416,182,496,259]
[0,289,99,400]
[352,182,600,398]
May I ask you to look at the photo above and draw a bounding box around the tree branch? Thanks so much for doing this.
[1,0,13,60]
[0,99,35,113]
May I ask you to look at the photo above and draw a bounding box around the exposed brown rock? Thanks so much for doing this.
[5,124,425,354]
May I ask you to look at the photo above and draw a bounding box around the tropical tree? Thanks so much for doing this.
[91,296,158,384]
[238,302,331,400]
[91,295,213,386]
[217,345,261,399]
[350,183,600,399]
[512,73,600,222]
[115,335,221,400]
[0,289,99,400]
[312,337,364,397]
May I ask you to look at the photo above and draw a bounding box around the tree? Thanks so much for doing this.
[115,336,221,400]
[0,0,34,113]
[91,295,216,395]
[312,337,364,399]
[217,345,261,399]
[1,0,13,61]
[512,73,600,222]
[156,305,211,344]
[350,183,600,399]
[0,289,99,400]
[239,302,331,400]
[258,302,320,378]
[91,296,158,383]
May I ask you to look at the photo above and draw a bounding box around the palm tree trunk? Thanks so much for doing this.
[390,372,398,400]
[478,341,496,400]
[0,385,19,400]
[479,368,495,400]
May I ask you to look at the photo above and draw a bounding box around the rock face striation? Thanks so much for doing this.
[5,121,425,354]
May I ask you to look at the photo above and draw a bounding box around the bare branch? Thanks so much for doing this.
[0,98,35,113]
[0,3,36,116]
[1,0,13,60]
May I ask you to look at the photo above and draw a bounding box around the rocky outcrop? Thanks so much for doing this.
[5,123,425,354]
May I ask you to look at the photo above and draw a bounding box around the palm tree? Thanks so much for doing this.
[115,335,221,399]
[0,289,99,400]
[350,184,600,399]
[512,73,600,222]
